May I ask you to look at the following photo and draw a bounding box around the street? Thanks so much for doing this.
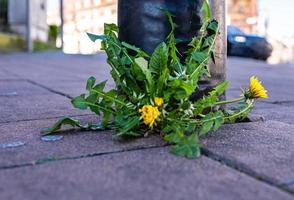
[0,52,293,200]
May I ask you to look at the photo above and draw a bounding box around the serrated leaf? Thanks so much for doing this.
[86,32,105,42]
[207,21,219,33]
[131,62,145,81]
[71,95,88,110]
[168,79,195,100]
[200,0,212,22]
[102,111,112,128]
[191,52,208,63]
[171,133,201,159]
[213,111,225,131]
[92,80,107,93]
[214,80,229,95]
[121,42,149,58]
[41,117,81,135]
[164,132,184,144]
[200,119,214,135]
[225,100,254,123]
[86,93,99,104]
[135,57,148,70]
[135,57,154,92]
[104,23,118,33]
[86,76,96,91]
[41,117,108,135]
[150,42,168,74]
[116,116,140,136]
[202,36,215,49]
[200,111,224,135]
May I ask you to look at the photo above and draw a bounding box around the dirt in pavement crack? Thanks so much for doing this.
[201,148,294,196]
[0,145,168,171]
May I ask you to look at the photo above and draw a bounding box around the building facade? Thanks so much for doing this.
[60,0,258,54]
[227,0,258,33]
[7,0,48,41]
[62,0,117,54]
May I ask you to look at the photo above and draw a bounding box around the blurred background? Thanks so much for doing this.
[0,0,293,64]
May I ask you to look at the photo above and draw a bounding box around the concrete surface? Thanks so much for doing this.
[1,147,293,200]
[0,52,294,199]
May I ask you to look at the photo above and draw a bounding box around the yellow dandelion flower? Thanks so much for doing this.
[138,105,161,128]
[249,76,268,99]
[154,97,164,107]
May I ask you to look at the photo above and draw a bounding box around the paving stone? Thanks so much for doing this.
[202,120,294,192]
[0,79,92,123]
[0,94,91,123]
[251,103,294,125]
[0,115,165,168]
[0,80,50,96]
[0,52,109,83]
[37,79,115,98]
[0,147,293,200]
[227,58,294,103]
[2,62,84,82]
[0,69,18,80]
[1,53,294,199]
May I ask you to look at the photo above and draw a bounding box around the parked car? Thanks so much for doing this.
[227,25,272,61]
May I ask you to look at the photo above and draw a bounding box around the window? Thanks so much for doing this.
[0,0,8,30]
[84,0,91,8]
[94,0,101,6]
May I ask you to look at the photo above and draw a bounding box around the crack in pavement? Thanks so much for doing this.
[0,143,293,197]
[0,114,95,125]
[259,100,294,106]
[279,180,294,188]
[0,69,74,99]
[25,79,73,99]
[0,144,169,171]
[1,69,293,196]
[201,148,294,196]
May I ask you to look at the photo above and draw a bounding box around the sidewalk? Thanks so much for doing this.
[0,52,294,200]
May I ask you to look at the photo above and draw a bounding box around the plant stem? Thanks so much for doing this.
[90,90,127,106]
[189,22,220,78]
[166,100,254,125]
[213,97,244,106]
[85,102,115,114]
[224,100,254,121]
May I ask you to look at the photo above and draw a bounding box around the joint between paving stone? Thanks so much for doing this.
[1,69,73,99]
[201,148,294,196]
[278,180,294,188]
[25,79,73,99]
[0,144,170,171]
[0,114,95,125]
[0,79,28,82]
[262,100,294,106]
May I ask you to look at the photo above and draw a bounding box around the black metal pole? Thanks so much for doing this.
[118,0,202,56]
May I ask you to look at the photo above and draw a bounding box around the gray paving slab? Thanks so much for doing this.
[1,147,293,200]
[2,63,84,82]
[0,69,18,80]
[0,52,109,82]
[227,85,294,103]
[251,103,294,125]
[202,120,294,191]
[0,79,93,123]
[0,94,91,123]
[0,80,50,96]
[39,79,115,97]
[227,58,294,103]
[0,115,165,168]
[0,53,294,198]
